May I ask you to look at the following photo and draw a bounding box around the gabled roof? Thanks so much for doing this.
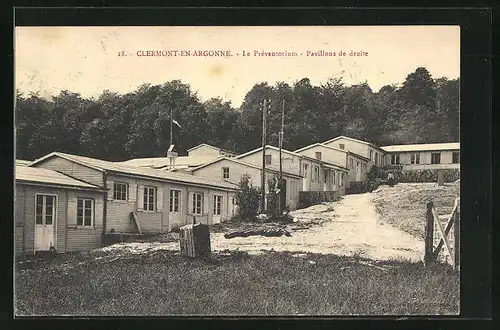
[322,135,385,152]
[119,155,220,169]
[294,142,372,163]
[29,152,237,191]
[15,165,103,191]
[235,145,302,160]
[235,145,349,172]
[381,142,460,153]
[187,143,237,155]
[294,143,348,154]
[191,156,303,179]
[15,159,31,166]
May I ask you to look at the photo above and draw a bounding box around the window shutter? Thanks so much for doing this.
[188,191,194,214]
[137,185,144,211]
[107,180,114,200]
[203,193,209,215]
[129,183,137,202]
[156,186,164,212]
[67,195,78,228]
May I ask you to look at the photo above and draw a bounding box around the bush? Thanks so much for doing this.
[395,169,459,183]
[266,175,279,218]
[367,165,379,181]
[299,191,340,209]
[235,174,262,220]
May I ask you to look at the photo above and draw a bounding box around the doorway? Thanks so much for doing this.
[34,194,56,251]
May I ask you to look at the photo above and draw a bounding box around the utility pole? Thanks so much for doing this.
[169,107,173,148]
[278,99,284,215]
[260,99,267,214]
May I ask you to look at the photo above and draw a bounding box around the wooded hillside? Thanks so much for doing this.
[15,67,459,161]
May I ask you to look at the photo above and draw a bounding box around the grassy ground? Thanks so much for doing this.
[15,249,459,316]
[372,182,460,239]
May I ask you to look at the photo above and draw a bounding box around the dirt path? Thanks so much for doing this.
[100,193,424,263]
[207,193,424,262]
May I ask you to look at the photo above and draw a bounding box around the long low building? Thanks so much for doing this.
[294,142,370,188]
[188,156,303,210]
[15,165,106,255]
[381,142,460,170]
[27,152,238,237]
[234,145,350,196]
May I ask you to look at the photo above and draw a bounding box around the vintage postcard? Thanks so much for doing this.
[14,25,460,316]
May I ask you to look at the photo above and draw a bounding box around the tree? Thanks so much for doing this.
[234,174,261,220]
[236,82,274,153]
[398,67,437,109]
[204,97,240,152]
[15,68,460,162]
[15,92,51,160]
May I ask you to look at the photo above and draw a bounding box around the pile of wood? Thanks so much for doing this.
[224,227,292,239]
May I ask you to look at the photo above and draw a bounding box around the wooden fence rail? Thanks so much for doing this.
[424,198,460,270]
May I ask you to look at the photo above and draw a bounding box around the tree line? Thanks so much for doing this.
[15,67,459,162]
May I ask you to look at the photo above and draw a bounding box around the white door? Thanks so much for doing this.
[35,195,56,251]
[168,189,182,230]
[213,195,223,224]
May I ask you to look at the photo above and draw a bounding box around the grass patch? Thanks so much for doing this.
[373,183,460,239]
[15,249,459,316]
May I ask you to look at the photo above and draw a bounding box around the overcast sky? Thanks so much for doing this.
[15,26,459,107]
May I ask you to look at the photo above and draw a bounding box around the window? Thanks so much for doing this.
[169,189,180,212]
[340,173,344,187]
[192,193,203,215]
[213,195,222,215]
[36,195,56,225]
[324,170,328,183]
[339,144,345,150]
[410,153,420,165]
[391,154,400,165]
[356,161,360,173]
[232,197,236,205]
[77,198,94,227]
[265,154,272,165]
[369,150,373,161]
[333,171,336,185]
[349,158,354,169]
[222,167,230,179]
[431,153,441,164]
[313,166,320,181]
[303,163,309,177]
[113,182,128,201]
[315,152,322,160]
[375,153,379,165]
[143,187,156,211]
[452,152,460,164]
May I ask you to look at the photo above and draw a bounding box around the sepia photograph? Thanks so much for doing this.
[14,25,460,316]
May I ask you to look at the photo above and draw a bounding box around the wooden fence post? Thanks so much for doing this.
[454,200,460,271]
[424,201,435,265]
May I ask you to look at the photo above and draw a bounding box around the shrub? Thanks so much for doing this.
[235,174,262,220]
[396,169,459,183]
[266,175,279,218]
[368,165,379,181]
[299,191,340,209]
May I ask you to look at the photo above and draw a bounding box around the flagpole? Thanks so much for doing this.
[261,99,267,214]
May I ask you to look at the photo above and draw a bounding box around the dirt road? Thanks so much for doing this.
[209,193,424,262]
[99,193,425,263]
